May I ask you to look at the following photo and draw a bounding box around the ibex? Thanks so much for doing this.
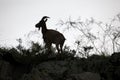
[35,16,65,53]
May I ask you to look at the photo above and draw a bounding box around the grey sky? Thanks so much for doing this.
[0,0,120,47]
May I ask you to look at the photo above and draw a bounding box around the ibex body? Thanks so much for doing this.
[35,16,65,53]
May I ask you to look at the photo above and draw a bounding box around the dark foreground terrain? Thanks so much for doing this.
[0,47,120,80]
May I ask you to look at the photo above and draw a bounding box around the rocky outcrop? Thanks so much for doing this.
[1,52,120,80]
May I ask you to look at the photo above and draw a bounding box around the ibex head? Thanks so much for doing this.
[35,16,50,30]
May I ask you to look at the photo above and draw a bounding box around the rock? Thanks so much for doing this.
[67,60,83,74]
[38,61,68,73]
[37,61,68,79]
[67,72,101,80]
[20,68,42,80]
[0,60,13,80]
[20,68,53,80]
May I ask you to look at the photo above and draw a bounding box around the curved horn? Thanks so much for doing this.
[41,16,50,21]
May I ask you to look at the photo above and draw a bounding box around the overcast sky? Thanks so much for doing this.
[0,0,120,47]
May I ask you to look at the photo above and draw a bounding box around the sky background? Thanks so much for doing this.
[0,0,120,48]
